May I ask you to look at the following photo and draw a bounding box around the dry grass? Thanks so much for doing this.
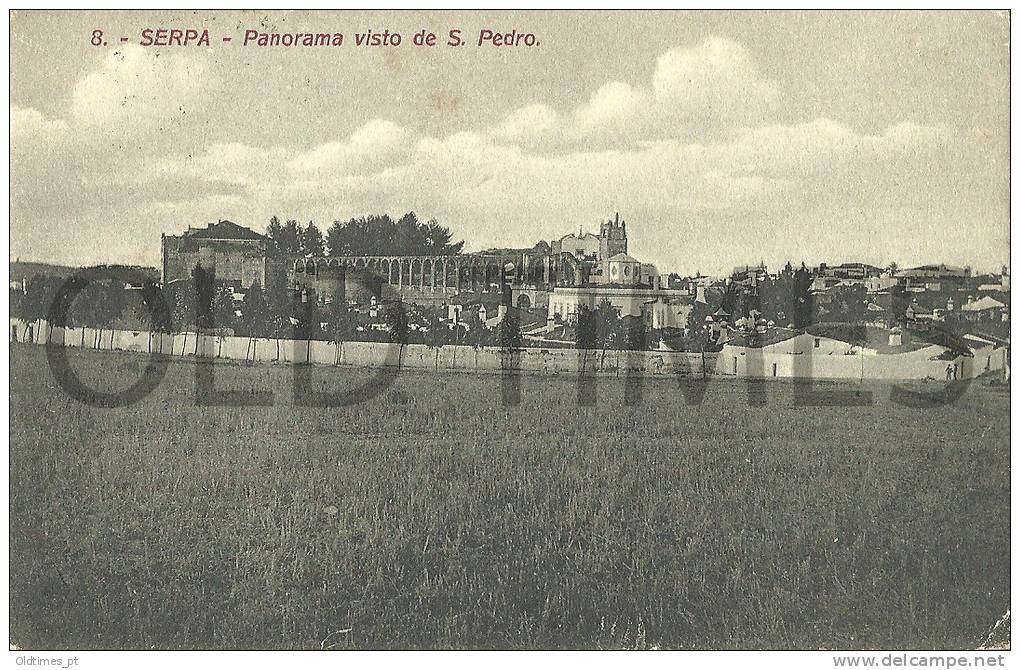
[9,345,1010,649]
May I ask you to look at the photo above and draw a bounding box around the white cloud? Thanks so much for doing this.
[70,44,209,130]
[493,37,781,148]
[10,105,70,141]
[489,104,563,145]
[651,37,779,124]
[574,81,647,134]
[287,119,410,175]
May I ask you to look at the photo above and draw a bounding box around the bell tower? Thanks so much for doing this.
[598,212,628,261]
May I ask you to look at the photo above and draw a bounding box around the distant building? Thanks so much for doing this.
[896,264,971,281]
[644,296,694,331]
[865,276,899,293]
[161,220,273,288]
[730,263,769,288]
[815,262,884,280]
[549,213,629,282]
[604,253,641,285]
[960,296,1009,322]
[548,285,688,323]
[542,215,685,322]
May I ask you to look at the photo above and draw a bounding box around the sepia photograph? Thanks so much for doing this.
[6,8,1012,664]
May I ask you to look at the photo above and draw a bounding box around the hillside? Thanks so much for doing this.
[10,260,159,282]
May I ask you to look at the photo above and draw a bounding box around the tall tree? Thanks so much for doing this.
[464,310,489,348]
[214,290,237,332]
[792,263,814,329]
[495,308,523,371]
[760,263,795,326]
[292,292,321,340]
[165,278,196,334]
[192,264,217,331]
[299,221,325,257]
[575,305,597,350]
[423,218,464,255]
[265,275,292,361]
[621,316,648,351]
[324,297,353,346]
[593,298,621,366]
[684,300,714,352]
[395,211,421,255]
[140,280,172,334]
[19,275,52,336]
[274,219,301,254]
[325,220,347,257]
[594,296,621,342]
[385,300,410,369]
[266,215,284,245]
[385,301,410,344]
[495,309,523,351]
[423,314,449,369]
[240,282,267,338]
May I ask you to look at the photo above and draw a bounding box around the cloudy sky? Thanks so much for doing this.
[9,10,1010,276]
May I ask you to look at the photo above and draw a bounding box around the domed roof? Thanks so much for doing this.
[607,252,639,263]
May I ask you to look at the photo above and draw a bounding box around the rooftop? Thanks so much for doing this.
[181,220,268,242]
[961,296,1007,312]
[607,253,640,263]
[725,327,800,348]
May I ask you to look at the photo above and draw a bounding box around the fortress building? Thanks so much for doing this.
[161,220,273,288]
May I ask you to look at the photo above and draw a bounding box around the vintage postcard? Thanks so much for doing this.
[6,8,1011,664]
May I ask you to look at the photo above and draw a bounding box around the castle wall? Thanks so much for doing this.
[161,236,269,287]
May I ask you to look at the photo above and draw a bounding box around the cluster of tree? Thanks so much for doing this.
[718,262,887,328]
[13,273,128,343]
[722,263,816,328]
[160,265,294,339]
[574,300,650,353]
[381,300,519,352]
[672,299,720,353]
[816,283,868,324]
[265,218,326,257]
[265,211,464,258]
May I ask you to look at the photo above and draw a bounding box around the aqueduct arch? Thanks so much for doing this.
[284,250,577,295]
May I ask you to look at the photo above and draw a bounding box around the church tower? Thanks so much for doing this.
[598,212,628,260]
[598,212,629,281]
[598,212,628,259]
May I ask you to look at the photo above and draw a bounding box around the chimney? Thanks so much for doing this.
[695,286,707,303]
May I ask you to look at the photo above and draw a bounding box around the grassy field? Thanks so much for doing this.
[9,344,1010,650]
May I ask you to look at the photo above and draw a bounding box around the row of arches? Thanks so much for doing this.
[291,253,579,291]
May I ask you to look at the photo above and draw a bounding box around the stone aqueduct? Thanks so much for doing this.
[289,252,584,293]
